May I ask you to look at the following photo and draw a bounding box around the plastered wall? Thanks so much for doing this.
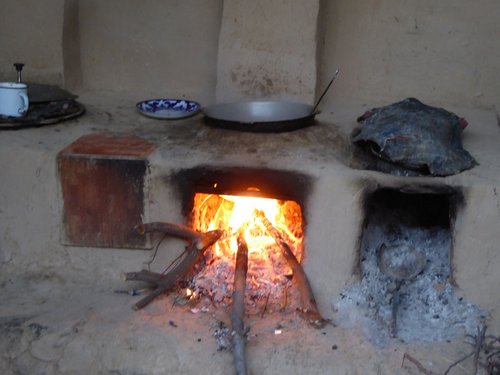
[0,0,223,104]
[76,0,223,103]
[1,1,499,110]
[215,0,320,104]
[318,0,500,110]
[0,0,65,85]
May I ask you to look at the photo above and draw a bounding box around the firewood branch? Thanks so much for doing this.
[135,222,218,249]
[124,222,223,310]
[231,232,249,375]
[401,353,438,375]
[254,210,329,329]
[402,325,498,375]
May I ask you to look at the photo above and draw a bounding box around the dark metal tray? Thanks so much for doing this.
[0,99,85,130]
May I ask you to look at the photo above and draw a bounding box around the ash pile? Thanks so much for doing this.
[188,237,295,315]
[334,189,484,347]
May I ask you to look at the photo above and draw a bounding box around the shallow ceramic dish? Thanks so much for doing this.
[136,99,201,119]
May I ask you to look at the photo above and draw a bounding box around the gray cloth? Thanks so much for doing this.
[352,98,477,176]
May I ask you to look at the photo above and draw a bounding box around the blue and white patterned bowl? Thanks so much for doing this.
[136,99,201,119]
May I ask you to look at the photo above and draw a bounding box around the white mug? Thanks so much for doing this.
[0,82,29,117]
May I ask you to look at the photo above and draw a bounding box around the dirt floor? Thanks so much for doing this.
[0,276,496,375]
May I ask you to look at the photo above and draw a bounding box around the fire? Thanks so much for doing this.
[186,288,195,299]
[190,192,304,304]
[192,193,303,260]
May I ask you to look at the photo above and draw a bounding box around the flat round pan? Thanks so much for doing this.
[203,101,317,132]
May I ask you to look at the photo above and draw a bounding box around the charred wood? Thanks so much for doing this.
[231,232,249,375]
[254,210,329,328]
[281,284,288,312]
[260,292,271,318]
[444,325,486,375]
[401,353,437,375]
[135,222,220,249]
[125,222,223,310]
[403,325,500,375]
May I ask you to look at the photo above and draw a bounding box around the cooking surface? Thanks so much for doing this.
[0,91,352,175]
[1,91,498,186]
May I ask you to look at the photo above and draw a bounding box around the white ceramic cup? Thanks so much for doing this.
[0,82,29,117]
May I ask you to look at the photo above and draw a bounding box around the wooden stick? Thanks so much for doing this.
[281,284,288,312]
[124,223,223,310]
[135,222,218,249]
[389,281,402,338]
[443,324,487,375]
[260,292,271,318]
[231,232,249,375]
[472,325,487,374]
[443,352,474,375]
[401,353,437,375]
[254,210,329,328]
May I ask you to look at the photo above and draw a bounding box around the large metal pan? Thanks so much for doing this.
[203,70,339,132]
[203,100,317,132]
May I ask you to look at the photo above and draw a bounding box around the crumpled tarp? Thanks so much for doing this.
[352,98,477,176]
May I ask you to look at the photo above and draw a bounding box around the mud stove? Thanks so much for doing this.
[57,130,489,348]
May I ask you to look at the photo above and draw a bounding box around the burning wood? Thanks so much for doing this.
[231,232,249,375]
[254,209,329,328]
[189,192,304,310]
[124,222,223,310]
[135,222,218,249]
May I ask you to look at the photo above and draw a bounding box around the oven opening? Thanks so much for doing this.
[171,167,312,314]
[334,186,483,346]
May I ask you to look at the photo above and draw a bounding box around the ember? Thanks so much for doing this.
[189,192,304,310]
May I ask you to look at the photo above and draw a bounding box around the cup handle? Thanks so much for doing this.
[18,92,29,115]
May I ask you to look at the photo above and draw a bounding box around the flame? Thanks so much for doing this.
[192,192,303,261]
[190,192,304,305]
